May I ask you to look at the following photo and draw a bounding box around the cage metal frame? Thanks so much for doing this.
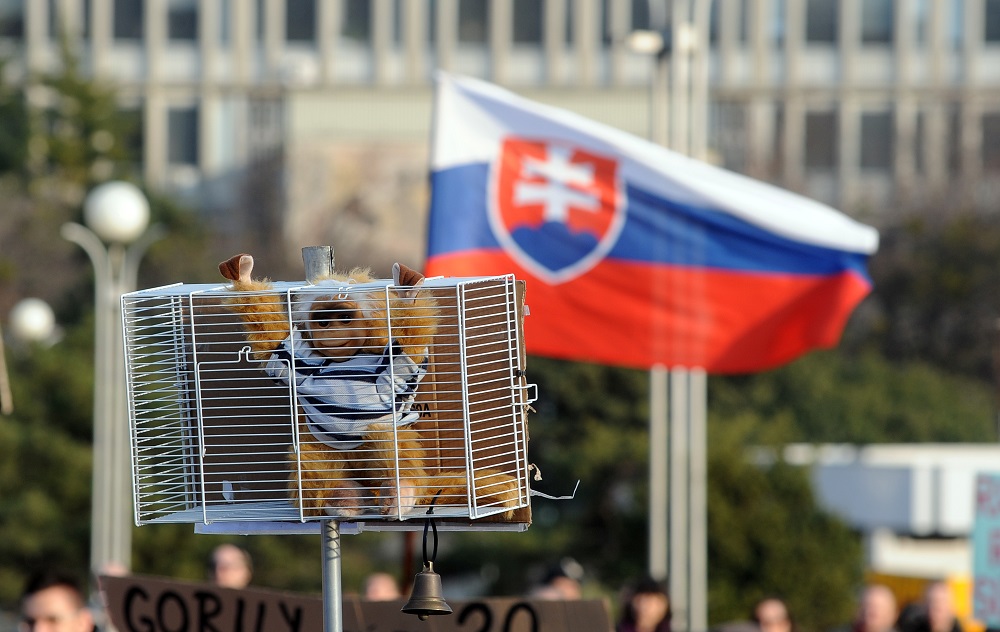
[123,274,533,533]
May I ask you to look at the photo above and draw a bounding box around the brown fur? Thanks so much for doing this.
[219,253,519,519]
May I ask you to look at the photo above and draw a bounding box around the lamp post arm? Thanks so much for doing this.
[0,324,11,415]
[61,222,112,283]
[121,224,167,292]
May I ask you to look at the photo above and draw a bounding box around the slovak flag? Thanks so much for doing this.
[424,72,879,374]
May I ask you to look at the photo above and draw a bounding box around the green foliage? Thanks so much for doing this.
[864,214,1000,379]
[706,416,862,630]
[29,36,137,192]
[711,350,996,445]
[0,60,29,177]
[0,334,93,606]
[433,358,868,631]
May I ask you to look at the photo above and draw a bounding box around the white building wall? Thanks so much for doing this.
[5,1,1000,240]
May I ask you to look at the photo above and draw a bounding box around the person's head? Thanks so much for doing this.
[208,544,253,589]
[623,577,670,631]
[19,571,94,632]
[753,597,793,632]
[858,584,898,632]
[925,581,956,632]
[530,559,584,600]
[363,572,401,601]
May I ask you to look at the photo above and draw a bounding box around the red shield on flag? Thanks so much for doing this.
[488,137,625,284]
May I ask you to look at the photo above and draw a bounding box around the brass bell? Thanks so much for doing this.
[401,561,453,620]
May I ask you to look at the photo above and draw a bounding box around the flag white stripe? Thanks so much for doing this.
[432,71,879,256]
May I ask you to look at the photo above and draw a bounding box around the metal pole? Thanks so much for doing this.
[303,246,335,283]
[304,246,344,632]
[107,242,130,577]
[647,0,671,583]
[649,366,669,581]
[62,223,113,576]
[670,0,692,155]
[689,368,708,632]
[0,323,12,415]
[669,369,690,632]
[322,521,343,632]
[62,222,161,577]
[111,227,164,574]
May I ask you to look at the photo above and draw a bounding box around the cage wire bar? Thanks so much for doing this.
[121,249,534,631]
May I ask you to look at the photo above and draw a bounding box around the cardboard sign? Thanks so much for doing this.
[101,575,611,632]
[973,473,1000,626]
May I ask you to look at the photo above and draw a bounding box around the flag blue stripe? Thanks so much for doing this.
[427,163,871,278]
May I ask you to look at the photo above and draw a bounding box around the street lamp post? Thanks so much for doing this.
[62,181,163,576]
[1,298,58,414]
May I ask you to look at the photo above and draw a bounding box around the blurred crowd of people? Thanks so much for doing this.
[12,543,968,632]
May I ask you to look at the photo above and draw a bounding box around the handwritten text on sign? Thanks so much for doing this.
[101,574,612,632]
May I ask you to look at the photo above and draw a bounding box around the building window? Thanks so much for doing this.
[986,0,1000,42]
[631,0,650,30]
[392,0,403,44]
[771,0,785,47]
[49,0,91,39]
[982,113,1000,171]
[565,1,574,44]
[342,0,371,42]
[950,0,964,50]
[168,0,197,41]
[458,0,487,43]
[860,112,893,171]
[286,0,316,43]
[118,106,144,166]
[806,0,837,43]
[805,110,838,170]
[513,0,542,44]
[914,0,929,45]
[861,0,893,44]
[915,111,925,174]
[708,0,751,45]
[168,107,199,166]
[0,0,23,39]
[947,105,961,174]
[114,0,143,40]
[219,0,230,43]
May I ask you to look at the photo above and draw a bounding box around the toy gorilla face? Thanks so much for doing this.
[299,293,390,361]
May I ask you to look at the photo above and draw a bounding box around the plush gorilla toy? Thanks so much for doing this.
[218,253,518,519]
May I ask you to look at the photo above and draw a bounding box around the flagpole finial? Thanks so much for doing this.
[302,246,335,283]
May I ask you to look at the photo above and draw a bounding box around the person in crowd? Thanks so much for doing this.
[19,570,95,632]
[617,576,671,632]
[528,559,584,600]
[363,572,402,601]
[898,581,963,632]
[753,596,795,632]
[852,584,900,632]
[207,543,253,589]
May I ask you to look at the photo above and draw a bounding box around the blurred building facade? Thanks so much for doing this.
[3,0,1000,256]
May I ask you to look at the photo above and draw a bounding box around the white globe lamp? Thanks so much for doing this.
[83,181,151,244]
[9,298,56,343]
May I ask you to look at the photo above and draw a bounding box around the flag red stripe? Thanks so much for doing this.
[426,251,871,374]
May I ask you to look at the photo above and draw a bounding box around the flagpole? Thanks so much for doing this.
[644,0,672,589]
[649,366,669,581]
[641,2,711,632]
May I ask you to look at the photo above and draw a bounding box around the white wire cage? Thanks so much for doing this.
[122,274,534,531]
